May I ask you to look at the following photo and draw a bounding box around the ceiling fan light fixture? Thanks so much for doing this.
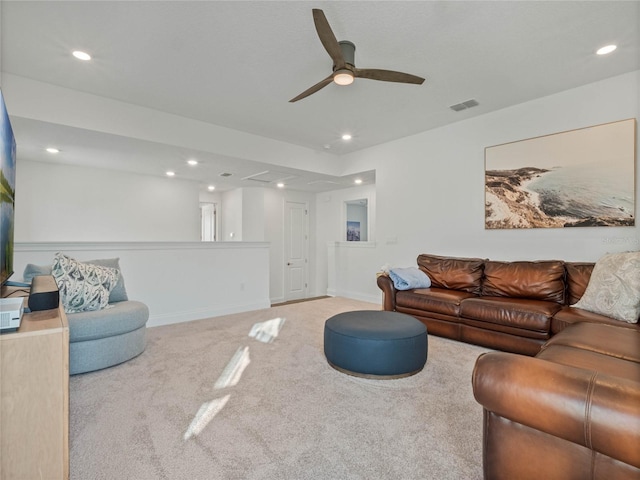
[596,44,617,55]
[333,70,354,86]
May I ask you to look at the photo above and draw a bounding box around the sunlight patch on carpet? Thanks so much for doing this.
[183,395,231,440]
[249,317,285,343]
[214,346,251,390]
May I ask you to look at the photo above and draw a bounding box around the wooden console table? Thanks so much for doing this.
[0,297,69,480]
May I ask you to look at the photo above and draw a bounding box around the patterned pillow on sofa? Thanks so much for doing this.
[24,257,128,303]
[572,251,640,323]
[52,253,120,314]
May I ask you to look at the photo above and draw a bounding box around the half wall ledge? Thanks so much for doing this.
[14,242,271,328]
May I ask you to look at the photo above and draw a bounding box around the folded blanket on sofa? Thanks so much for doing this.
[389,267,431,290]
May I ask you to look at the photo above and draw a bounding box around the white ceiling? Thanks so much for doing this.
[1,1,638,192]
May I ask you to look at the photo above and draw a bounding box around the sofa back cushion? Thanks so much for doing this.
[482,260,565,303]
[417,254,484,295]
[565,262,594,305]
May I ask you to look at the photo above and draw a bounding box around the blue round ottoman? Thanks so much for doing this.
[324,310,428,379]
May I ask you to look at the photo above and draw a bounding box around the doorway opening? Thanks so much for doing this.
[200,202,218,241]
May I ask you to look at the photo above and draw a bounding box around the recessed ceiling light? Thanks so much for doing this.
[207,185,215,191]
[166,171,175,177]
[354,178,363,184]
[187,159,198,166]
[342,134,352,141]
[277,183,285,188]
[46,147,60,154]
[72,50,92,61]
[596,45,617,55]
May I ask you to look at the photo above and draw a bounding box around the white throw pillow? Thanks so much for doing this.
[52,253,120,314]
[572,251,640,323]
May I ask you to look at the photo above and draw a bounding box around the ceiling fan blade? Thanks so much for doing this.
[355,68,425,85]
[312,9,346,70]
[289,75,334,103]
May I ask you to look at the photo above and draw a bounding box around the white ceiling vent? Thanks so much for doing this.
[307,180,341,186]
[450,99,479,112]
[242,170,296,183]
[219,172,233,177]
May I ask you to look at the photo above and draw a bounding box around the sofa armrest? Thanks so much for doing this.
[376,274,396,311]
[472,351,640,469]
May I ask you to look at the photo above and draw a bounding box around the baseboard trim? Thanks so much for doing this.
[147,299,271,328]
[331,290,381,305]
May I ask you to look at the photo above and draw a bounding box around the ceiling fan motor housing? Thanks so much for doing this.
[337,40,356,69]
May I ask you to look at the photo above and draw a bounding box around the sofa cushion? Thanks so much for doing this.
[537,345,640,380]
[572,251,640,324]
[396,288,476,317]
[417,254,484,295]
[461,297,561,334]
[68,300,149,342]
[541,322,640,363]
[552,306,640,334]
[482,260,565,303]
[565,262,594,305]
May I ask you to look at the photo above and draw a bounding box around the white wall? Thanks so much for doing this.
[14,156,318,308]
[199,191,222,205]
[15,160,200,242]
[323,71,640,302]
[242,187,266,241]
[316,184,377,301]
[208,185,317,303]
[222,188,242,241]
[14,241,270,327]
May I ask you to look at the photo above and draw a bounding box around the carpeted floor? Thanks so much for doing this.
[69,297,491,479]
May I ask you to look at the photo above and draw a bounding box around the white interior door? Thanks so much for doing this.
[284,201,308,301]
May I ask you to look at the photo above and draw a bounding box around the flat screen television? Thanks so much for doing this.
[1,88,17,286]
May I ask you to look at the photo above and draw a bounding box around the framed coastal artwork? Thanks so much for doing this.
[485,118,636,229]
[346,221,361,241]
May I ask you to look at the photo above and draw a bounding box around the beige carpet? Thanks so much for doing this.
[69,297,491,479]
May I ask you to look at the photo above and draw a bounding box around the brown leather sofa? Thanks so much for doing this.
[376,254,640,355]
[472,321,640,479]
[377,254,640,478]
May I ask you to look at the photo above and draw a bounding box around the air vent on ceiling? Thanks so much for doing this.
[219,172,233,177]
[307,180,340,186]
[450,99,479,112]
[242,171,296,183]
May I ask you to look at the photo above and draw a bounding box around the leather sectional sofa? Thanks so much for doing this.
[377,253,640,479]
[376,253,640,355]
[473,322,640,479]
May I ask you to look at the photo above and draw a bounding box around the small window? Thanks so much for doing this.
[345,199,368,242]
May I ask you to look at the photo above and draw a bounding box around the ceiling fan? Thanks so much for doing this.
[290,9,425,103]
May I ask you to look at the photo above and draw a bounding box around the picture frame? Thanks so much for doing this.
[346,221,361,241]
[485,118,636,229]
